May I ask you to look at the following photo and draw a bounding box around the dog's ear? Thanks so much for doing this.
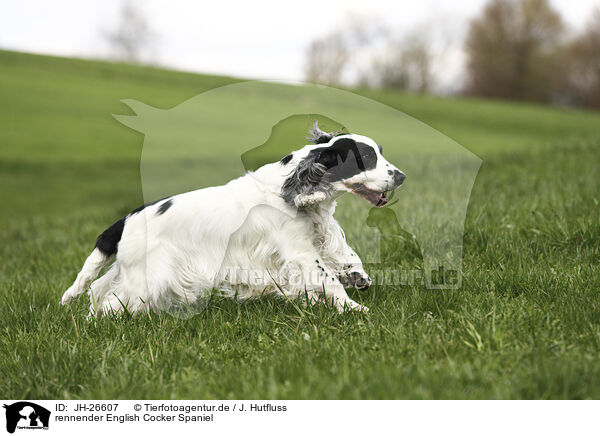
[281,154,331,207]
[315,148,338,169]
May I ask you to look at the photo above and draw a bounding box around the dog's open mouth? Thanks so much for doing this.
[348,184,389,207]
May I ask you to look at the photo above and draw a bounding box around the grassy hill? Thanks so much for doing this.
[1,49,599,399]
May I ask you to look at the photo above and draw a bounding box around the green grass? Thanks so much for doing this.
[1,49,599,399]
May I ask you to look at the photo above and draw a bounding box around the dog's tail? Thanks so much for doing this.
[61,218,125,305]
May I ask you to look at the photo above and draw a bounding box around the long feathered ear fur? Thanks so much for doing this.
[307,121,345,144]
[281,153,332,208]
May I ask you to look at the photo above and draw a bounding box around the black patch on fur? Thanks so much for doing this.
[156,198,173,215]
[280,154,293,165]
[311,134,333,144]
[129,198,162,215]
[95,197,171,256]
[314,138,378,182]
[95,217,125,256]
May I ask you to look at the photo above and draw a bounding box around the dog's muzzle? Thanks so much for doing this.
[393,170,406,187]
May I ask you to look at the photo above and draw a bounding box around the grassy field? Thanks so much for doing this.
[1,49,599,399]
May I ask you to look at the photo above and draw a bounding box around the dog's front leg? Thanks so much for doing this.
[303,257,369,313]
[276,234,368,313]
[318,218,372,291]
[335,247,372,291]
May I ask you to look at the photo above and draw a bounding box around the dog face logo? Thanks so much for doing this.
[113,80,481,302]
[3,402,50,433]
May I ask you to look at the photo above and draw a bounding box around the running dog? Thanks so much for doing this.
[62,123,405,315]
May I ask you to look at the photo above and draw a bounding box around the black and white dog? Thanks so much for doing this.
[62,123,405,315]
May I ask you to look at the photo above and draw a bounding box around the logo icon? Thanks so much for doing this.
[3,402,50,433]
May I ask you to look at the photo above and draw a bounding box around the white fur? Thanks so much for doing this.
[62,134,404,316]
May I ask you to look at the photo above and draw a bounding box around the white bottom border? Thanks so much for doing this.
[1,400,596,435]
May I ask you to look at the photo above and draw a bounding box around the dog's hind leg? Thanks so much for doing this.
[96,257,150,316]
[87,263,118,317]
[62,248,113,305]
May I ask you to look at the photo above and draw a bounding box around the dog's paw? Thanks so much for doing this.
[352,272,372,291]
[336,299,369,313]
[340,270,372,291]
[61,286,77,305]
[61,292,72,305]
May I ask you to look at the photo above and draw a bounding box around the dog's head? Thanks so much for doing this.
[281,122,405,208]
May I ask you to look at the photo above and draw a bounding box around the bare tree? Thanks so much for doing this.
[564,9,600,108]
[103,1,154,63]
[372,33,433,93]
[304,19,385,86]
[304,33,350,85]
[355,17,461,93]
[464,0,564,102]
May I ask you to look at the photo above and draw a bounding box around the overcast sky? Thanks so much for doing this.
[1,0,598,87]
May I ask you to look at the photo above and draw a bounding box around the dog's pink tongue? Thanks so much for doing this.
[377,193,388,206]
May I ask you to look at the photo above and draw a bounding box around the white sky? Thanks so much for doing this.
[0,0,598,87]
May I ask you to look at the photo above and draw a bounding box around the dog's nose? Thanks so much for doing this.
[354,276,371,291]
[393,170,406,186]
[349,272,371,291]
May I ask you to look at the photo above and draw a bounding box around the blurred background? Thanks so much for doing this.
[1,0,600,107]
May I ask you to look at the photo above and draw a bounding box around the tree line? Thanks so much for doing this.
[304,0,600,109]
